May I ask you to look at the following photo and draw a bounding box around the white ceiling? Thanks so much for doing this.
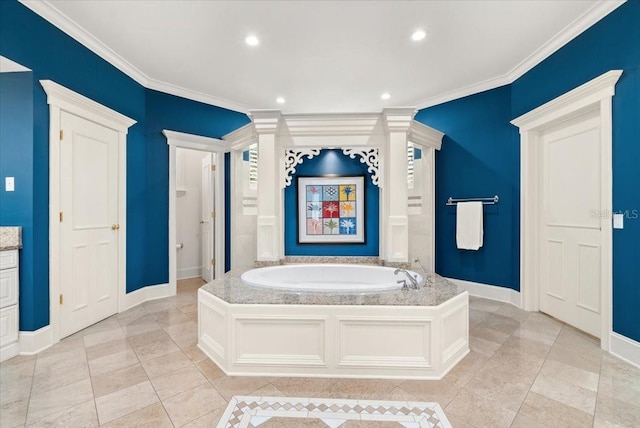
[23,0,623,113]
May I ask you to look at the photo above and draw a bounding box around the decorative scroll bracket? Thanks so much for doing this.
[283,149,321,187]
[342,148,381,187]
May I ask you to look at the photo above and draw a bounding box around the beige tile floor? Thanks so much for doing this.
[1,278,639,427]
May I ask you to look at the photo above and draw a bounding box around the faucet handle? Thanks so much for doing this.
[397,279,408,289]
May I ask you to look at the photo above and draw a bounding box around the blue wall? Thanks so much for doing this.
[415,86,520,290]
[284,149,379,256]
[417,0,640,341]
[0,71,34,329]
[0,0,248,330]
[1,0,147,330]
[144,89,249,285]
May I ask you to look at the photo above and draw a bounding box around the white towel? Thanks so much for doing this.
[456,201,484,250]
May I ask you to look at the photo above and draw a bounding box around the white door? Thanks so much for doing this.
[59,111,119,338]
[539,112,602,337]
[201,154,215,282]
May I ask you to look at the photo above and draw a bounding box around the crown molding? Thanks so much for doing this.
[163,129,228,152]
[146,78,252,114]
[19,0,252,114]
[20,0,149,86]
[415,74,511,110]
[223,123,258,151]
[282,112,384,136]
[21,0,625,114]
[383,107,417,132]
[250,110,282,134]
[507,0,626,82]
[409,121,444,151]
[417,0,625,110]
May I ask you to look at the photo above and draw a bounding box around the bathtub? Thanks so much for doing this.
[198,264,469,380]
[240,264,423,292]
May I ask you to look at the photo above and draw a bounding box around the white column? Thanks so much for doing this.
[382,108,414,263]
[251,110,282,262]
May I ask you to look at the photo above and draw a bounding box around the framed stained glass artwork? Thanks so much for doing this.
[297,175,365,244]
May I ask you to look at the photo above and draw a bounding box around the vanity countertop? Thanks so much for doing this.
[0,227,22,251]
[200,266,465,307]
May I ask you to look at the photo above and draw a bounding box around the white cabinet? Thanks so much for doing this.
[0,249,19,362]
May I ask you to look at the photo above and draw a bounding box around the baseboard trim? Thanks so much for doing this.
[610,331,640,369]
[123,282,172,311]
[19,325,54,355]
[444,277,521,308]
[177,266,202,280]
[7,284,173,361]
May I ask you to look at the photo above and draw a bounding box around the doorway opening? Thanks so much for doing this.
[175,148,217,284]
[165,131,227,296]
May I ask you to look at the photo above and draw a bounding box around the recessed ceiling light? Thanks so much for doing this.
[276,97,286,104]
[245,35,259,46]
[381,93,391,100]
[411,30,427,41]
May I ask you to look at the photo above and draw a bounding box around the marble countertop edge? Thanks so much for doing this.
[0,227,22,251]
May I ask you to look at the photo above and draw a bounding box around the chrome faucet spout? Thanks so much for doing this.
[413,257,431,287]
[394,268,419,289]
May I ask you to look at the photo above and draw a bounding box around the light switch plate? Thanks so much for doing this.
[613,213,624,229]
[5,177,14,192]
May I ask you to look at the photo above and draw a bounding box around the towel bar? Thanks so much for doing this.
[446,195,499,206]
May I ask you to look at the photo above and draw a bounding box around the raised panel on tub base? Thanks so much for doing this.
[441,298,471,368]
[232,316,327,367]
[198,289,469,379]
[337,318,432,368]
[197,289,227,367]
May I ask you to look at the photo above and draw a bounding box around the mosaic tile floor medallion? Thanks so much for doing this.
[217,396,452,428]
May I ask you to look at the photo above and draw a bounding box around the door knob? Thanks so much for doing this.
[200,220,205,224]
[111,224,120,230]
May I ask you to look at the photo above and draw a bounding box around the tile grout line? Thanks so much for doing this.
[508,316,560,428]
[591,342,606,428]
[6,285,637,428]
[83,333,102,428]
[443,301,510,428]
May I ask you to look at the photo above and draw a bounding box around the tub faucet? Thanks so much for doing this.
[413,257,432,287]
[394,268,419,289]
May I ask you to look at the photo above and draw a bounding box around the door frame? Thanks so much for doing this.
[164,130,227,295]
[42,80,135,343]
[200,153,215,283]
[511,70,622,350]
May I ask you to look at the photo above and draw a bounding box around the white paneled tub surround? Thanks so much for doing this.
[241,264,423,292]
[198,269,469,380]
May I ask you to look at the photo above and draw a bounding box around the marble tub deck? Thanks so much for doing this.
[201,266,464,307]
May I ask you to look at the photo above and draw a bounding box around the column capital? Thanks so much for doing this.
[382,107,416,133]
[250,110,282,135]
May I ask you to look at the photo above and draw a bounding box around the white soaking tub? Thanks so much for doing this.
[240,264,422,292]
